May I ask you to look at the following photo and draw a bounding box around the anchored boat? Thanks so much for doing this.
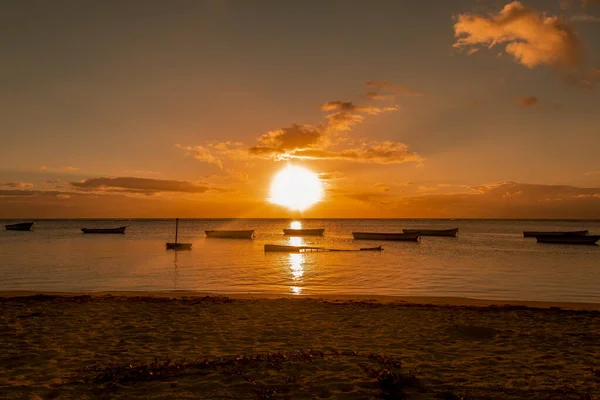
[81,226,127,234]
[5,222,35,231]
[166,218,192,250]
[402,228,458,237]
[205,230,255,239]
[283,228,325,236]
[264,244,382,253]
[352,232,420,241]
[536,235,599,245]
[523,230,588,237]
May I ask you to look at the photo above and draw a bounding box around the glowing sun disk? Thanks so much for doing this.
[269,165,323,211]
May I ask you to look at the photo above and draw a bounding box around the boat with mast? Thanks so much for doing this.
[166,218,192,250]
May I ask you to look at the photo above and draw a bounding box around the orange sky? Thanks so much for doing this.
[1,0,600,218]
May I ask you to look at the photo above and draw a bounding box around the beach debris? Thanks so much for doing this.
[74,349,423,398]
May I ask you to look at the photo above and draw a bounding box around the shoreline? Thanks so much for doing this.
[2,290,600,310]
[2,291,600,398]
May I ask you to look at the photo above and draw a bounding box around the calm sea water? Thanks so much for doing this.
[1,219,599,302]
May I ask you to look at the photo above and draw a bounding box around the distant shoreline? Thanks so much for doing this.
[2,217,600,221]
[2,290,600,310]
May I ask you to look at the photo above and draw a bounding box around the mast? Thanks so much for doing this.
[175,218,179,244]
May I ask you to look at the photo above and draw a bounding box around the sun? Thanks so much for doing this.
[269,165,323,211]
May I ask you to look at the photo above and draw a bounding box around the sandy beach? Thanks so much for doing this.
[1,293,599,399]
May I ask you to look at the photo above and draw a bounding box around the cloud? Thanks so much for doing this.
[454,2,582,69]
[372,183,391,192]
[365,92,396,101]
[179,85,420,167]
[564,67,600,88]
[584,171,600,175]
[515,96,539,106]
[176,144,223,168]
[2,182,34,189]
[288,141,423,164]
[70,177,214,194]
[570,14,600,22]
[40,165,80,172]
[561,0,600,9]
[333,182,600,218]
[318,171,345,181]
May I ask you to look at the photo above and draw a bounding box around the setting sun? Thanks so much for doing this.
[269,165,323,211]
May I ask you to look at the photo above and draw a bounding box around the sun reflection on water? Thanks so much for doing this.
[288,236,305,294]
[290,220,302,229]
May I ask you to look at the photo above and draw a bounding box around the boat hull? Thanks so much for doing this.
[81,226,127,234]
[283,228,325,236]
[536,235,599,245]
[205,230,255,239]
[523,230,588,237]
[352,232,420,241]
[166,242,192,250]
[265,244,320,252]
[402,228,458,237]
[5,222,35,231]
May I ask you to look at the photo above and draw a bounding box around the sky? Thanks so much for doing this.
[1,0,600,218]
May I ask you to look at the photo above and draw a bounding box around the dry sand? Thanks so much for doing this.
[1,293,599,399]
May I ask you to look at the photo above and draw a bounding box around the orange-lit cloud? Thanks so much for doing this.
[365,92,396,101]
[515,96,539,106]
[454,2,582,68]
[70,177,216,194]
[40,165,81,172]
[179,88,420,166]
[287,142,423,165]
[2,182,34,189]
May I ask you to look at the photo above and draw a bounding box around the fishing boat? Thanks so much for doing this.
[81,226,127,234]
[536,234,599,245]
[5,222,35,231]
[166,218,192,250]
[352,232,420,241]
[523,230,588,237]
[402,228,458,237]
[264,244,383,253]
[205,230,254,239]
[283,228,325,236]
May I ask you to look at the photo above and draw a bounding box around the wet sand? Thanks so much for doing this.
[1,293,599,399]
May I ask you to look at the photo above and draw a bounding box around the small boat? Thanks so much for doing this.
[264,244,383,253]
[5,222,35,231]
[205,230,254,239]
[523,230,588,237]
[352,232,420,241]
[402,228,458,237]
[536,235,599,245]
[81,226,127,234]
[283,228,325,236]
[264,244,322,252]
[166,218,192,250]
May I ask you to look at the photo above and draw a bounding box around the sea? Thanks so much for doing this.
[1,219,599,302]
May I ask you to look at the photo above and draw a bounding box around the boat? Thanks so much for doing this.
[402,228,458,237]
[205,230,254,239]
[283,228,325,236]
[264,244,383,253]
[5,222,35,231]
[352,232,420,241]
[523,230,588,237]
[536,235,599,245]
[264,244,322,252]
[166,218,192,250]
[81,226,127,234]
